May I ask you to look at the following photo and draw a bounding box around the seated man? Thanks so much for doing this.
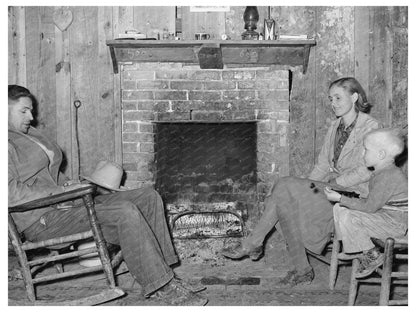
[324,128,407,278]
[8,85,207,306]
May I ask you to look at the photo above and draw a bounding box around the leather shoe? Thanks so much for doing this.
[279,268,314,287]
[151,279,208,306]
[221,241,264,261]
[173,276,206,293]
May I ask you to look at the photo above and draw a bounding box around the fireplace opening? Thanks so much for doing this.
[154,121,257,238]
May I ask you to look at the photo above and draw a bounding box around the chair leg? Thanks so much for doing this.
[348,258,360,306]
[329,238,340,290]
[83,193,116,288]
[8,215,36,302]
[379,238,394,306]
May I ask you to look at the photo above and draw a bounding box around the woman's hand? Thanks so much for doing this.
[324,186,341,202]
[324,172,340,184]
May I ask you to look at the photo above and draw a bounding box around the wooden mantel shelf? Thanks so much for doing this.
[106,39,316,74]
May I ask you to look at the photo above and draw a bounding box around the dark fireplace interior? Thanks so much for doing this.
[154,121,258,222]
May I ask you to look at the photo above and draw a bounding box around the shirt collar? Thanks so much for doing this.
[339,113,359,132]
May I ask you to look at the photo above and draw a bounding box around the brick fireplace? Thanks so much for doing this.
[120,62,290,264]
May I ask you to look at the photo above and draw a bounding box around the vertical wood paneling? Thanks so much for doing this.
[25,6,57,141]
[314,7,355,161]
[224,6,245,40]
[8,6,26,86]
[384,8,394,127]
[368,7,392,126]
[113,6,134,37]
[97,6,116,164]
[55,6,73,177]
[133,6,175,39]
[8,6,407,179]
[354,7,371,95]
[69,7,112,176]
[224,6,270,40]
[391,7,408,128]
[182,6,226,40]
[112,7,134,164]
[279,7,316,177]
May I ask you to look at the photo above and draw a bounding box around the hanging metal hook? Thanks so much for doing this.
[74,100,81,180]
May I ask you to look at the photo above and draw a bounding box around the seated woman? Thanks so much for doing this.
[221,77,382,286]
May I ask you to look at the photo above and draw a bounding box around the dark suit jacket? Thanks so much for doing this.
[8,127,67,231]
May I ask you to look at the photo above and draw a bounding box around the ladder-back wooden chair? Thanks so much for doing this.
[305,233,340,289]
[318,124,409,293]
[8,184,125,305]
[348,236,408,306]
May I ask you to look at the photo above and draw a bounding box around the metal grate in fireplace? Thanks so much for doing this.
[154,121,257,239]
[171,210,245,239]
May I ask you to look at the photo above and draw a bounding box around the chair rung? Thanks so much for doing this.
[28,247,97,266]
[9,287,125,306]
[395,254,408,260]
[389,299,408,306]
[22,230,93,250]
[391,272,408,278]
[32,264,105,284]
[357,277,408,285]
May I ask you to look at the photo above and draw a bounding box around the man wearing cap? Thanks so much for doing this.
[8,85,207,305]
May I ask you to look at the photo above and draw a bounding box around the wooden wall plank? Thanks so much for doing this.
[69,6,96,176]
[223,6,268,40]
[277,6,316,177]
[112,6,133,164]
[133,6,175,39]
[384,7,394,128]
[97,6,117,164]
[224,6,246,40]
[55,6,73,177]
[69,7,115,176]
[8,6,26,86]
[182,6,227,40]
[25,6,57,142]
[113,6,134,37]
[391,6,408,128]
[354,7,371,97]
[8,6,16,83]
[314,6,355,162]
[368,7,392,126]
[8,6,407,179]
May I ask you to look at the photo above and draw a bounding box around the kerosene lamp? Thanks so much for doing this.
[241,6,259,40]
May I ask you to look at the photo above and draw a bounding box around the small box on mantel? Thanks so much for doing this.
[118,33,146,39]
[279,34,308,40]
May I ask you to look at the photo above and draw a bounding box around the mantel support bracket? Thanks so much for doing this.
[109,46,119,74]
[196,44,223,69]
[302,45,311,74]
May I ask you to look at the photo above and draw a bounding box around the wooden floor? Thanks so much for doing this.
[8,247,408,306]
